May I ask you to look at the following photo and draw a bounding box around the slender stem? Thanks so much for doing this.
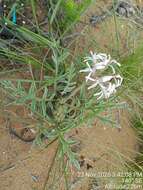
[42,143,59,190]
[112,0,120,57]
[61,143,69,190]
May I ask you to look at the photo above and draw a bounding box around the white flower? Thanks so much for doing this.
[80,51,121,82]
[80,51,123,100]
[96,82,117,100]
[94,83,117,100]
[88,75,123,89]
[87,75,123,100]
[85,51,108,62]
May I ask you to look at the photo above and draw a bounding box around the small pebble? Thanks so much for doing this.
[22,21,26,24]
[31,174,39,182]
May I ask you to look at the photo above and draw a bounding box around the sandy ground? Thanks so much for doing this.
[0,0,143,190]
[0,104,139,190]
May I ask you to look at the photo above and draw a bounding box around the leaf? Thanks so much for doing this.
[50,0,63,25]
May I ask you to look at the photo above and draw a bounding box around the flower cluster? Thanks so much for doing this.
[80,51,123,100]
